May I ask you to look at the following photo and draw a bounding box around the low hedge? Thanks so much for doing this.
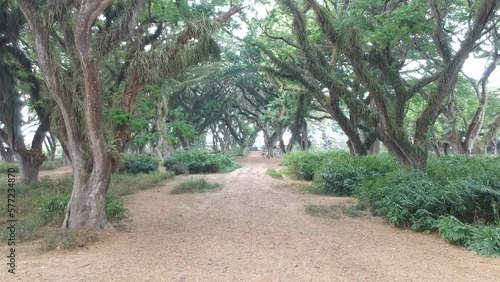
[164,151,238,174]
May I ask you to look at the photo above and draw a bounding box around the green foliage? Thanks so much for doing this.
[121,154,160,174]
[39,191,70,221]
[164,150,239,174]
[170,177,221,194]
[438,216,471,245]
[285,151,398,195]
[0,162,18,173]
[466,225,500,256]
[283,151,344,181]
[105,194,127,221]
[318,154,398,196]
[355,156,500,228]
[438,216,500,257]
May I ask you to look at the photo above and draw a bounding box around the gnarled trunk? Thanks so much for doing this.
[15,149,45,183]
[63,155,112,229]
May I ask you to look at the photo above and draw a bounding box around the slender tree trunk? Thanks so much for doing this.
[368,139,380,155]
[279,139,286,154]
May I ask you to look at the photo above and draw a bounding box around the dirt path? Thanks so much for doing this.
[4,152,500,281]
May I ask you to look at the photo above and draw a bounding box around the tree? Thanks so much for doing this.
[19,0,242,229]
[258,0,498,168]
[0,0,51,182]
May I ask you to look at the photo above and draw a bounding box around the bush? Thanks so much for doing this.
[438,216,500,257]
[315,153,398,196]
[106,194,127,221]
[164,151,239,174]
[121,154,159,174]
[39,191,70,221]
[283,151,347,180]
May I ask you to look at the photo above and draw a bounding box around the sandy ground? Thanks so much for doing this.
[3,152,500,282]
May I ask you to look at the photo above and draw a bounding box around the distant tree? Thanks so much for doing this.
[0,0,51,182]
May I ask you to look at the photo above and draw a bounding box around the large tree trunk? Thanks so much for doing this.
[15,150,45,183]
[63,158,112,229]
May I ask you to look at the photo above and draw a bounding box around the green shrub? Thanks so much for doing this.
[283,151,344,180]
[438,216,500,257]
[121,154,159,174]
[106,194,127,221]
[0,162,19,173]
[466,225,500,256]
[164,151,239,174]
[39,191,70,221]
[315,153,398,196]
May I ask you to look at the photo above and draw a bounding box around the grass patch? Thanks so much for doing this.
[0,162,18,173]
[219,162,242,173]
[0,159,64,173]
[266,168,283,179]
[164,151,240,174]
[108,171,175,196]
[342,205,362,218]
[40,159,64,170]
[170,178,222,194]
[305,204,340,219]
[305,203,363,219]
[41,229,98,251]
